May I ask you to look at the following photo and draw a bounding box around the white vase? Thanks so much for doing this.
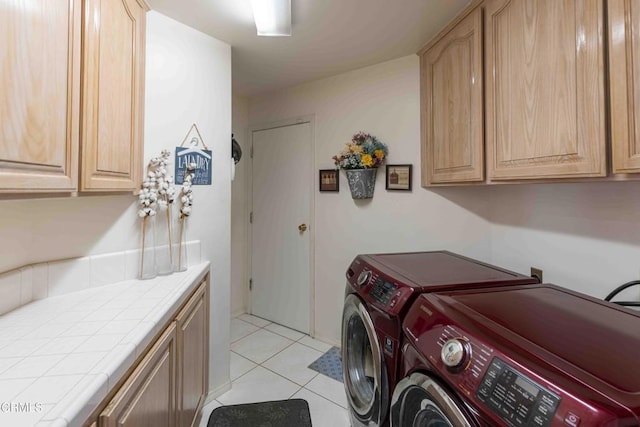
[155,204,174,275]
[139,215,157,280]
[173,217,188,272]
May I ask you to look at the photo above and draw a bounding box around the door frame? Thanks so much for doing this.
[247,115,316,336]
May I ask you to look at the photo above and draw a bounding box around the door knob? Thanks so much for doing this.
[298,223,308,232]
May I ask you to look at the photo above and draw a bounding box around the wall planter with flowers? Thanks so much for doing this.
[333,132,389,199]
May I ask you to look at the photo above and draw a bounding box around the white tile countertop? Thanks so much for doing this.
[0,262,210,427]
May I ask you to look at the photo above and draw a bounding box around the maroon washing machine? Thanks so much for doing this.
[392,284,640,426]
[341,251,538,427]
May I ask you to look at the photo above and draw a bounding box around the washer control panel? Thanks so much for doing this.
[345,257,415,316]
[441,338,471,372]
[370,277,398,306]
[357,270,372,287]
[477,358,560,426]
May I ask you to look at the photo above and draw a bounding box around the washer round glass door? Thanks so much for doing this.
[390,373,472,427]
[341,294,388,425]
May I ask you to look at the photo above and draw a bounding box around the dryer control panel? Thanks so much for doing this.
[478,357,560,426]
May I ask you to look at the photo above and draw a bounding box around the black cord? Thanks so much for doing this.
[609,302,640,307]
[604,280,640,306]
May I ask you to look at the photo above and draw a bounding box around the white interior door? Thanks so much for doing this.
[251,122,312,334]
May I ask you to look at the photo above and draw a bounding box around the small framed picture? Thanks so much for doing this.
[386,164,412,191]
[319,169,339,192]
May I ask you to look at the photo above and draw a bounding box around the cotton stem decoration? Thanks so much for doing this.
[139,150,176,278]
[177,163,196,271]
[138,162,159,279]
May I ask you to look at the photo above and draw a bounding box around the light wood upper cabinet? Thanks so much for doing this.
[421,6,484,185]
[80,0,147,191]
[0,0,147,194]
[176,281,209,427]
[485,0,606,180]
[0,1,81,192]
[100,323,177,427]
[609,0,640,174]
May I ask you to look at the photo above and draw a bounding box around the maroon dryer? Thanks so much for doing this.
[341,251,538,427]
[393,284,640,426]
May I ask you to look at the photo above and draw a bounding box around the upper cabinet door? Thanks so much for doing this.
[609,0,640,174]
[81,0,147,191]
[421,7,484,185]
[0,1,80,192]
[485,0,606,180]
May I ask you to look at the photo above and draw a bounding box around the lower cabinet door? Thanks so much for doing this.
[100,323,177,427]
[177,280,209,427]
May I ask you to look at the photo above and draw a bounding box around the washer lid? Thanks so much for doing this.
[363,251,535,290]
[450,285,640,395]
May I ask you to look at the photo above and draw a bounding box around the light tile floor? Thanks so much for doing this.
[198,314,350,427]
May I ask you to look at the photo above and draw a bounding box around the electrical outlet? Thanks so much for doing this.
[530,267,543,283]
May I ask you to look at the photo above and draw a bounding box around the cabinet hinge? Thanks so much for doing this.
[250,146,254,158]
[250,211,253,224]
[249,279,253,291]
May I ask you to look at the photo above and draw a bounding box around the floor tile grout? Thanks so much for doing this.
[301,385,349,410]
[232,321,327,355]
[206,314,348,426]
[232,340,318,386]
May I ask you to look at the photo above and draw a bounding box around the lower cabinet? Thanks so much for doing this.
[96,278,209,427]
[100,323,177,427]
[177,281,210,427]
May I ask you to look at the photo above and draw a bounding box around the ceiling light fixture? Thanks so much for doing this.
[250,0,291,36]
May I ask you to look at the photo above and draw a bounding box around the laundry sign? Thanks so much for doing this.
[175,124,212,185]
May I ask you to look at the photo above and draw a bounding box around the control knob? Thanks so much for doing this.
[357,270,372,287]
[441,338,471,372]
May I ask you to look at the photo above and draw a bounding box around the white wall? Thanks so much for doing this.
[249,55,493,344]
[231,95,250,316]
[487,182,640,300]
[0,195,139,274]
[145,11,231,395]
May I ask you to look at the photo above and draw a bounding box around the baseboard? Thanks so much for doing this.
[205,380,232,404]
[231,308,246,318]
[311,332,341,348]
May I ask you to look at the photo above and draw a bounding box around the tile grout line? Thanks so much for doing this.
[228,315,346,412]
[299,385,350,410]
[259,358,320,388]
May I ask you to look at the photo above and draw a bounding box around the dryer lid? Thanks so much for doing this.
[362,251,536,290]
[450,285,640,395]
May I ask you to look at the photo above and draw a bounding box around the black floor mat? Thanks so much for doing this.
[207,399,312,427]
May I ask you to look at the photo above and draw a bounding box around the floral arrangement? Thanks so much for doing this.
[154,150,176,209]
[138,150,178,278]
[332,131,388,169]
[138,183,158,218]
[138,150,175,217]
[179,163,196,218]
[176,163,196,272]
